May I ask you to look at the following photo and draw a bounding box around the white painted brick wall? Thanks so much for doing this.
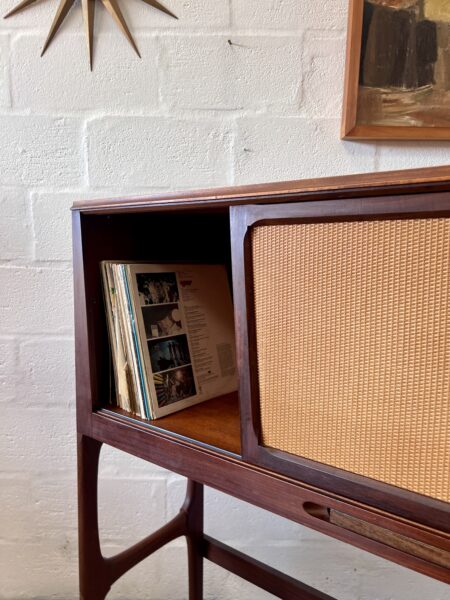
[0,1,449,598]
[0,116,83,186]
[87,117,233,188]
[11,35,160,111]
[161,36,302,111]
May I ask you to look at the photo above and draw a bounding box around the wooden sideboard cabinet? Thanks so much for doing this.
[72,166,450,600]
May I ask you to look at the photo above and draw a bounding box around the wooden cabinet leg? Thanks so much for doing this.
[78,438,205,599]
[184,480,204,600]
[78,434,109,600]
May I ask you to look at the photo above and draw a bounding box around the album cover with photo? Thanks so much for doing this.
[102,262,237,420]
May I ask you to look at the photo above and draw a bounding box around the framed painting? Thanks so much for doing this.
[342,0,450,139]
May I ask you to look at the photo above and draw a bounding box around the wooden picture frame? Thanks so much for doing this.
[342,0,450,140]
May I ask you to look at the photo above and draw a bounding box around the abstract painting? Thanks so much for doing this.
[342,0,450,139]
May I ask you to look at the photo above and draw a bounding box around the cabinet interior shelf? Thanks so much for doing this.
[97,392,241,456]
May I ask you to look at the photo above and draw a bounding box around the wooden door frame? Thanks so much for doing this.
[230,191,450,533]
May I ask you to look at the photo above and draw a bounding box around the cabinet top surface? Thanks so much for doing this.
[72,165,450,213]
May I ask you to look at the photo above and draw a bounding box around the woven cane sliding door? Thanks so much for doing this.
[233,196,450,528]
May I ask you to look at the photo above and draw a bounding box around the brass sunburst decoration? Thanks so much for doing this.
[3,0,177,69]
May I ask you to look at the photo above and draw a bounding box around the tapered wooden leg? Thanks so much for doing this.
[78,434,204,599]
[78,434,110,600]
[184,480,204,600]
[77,442,332,600]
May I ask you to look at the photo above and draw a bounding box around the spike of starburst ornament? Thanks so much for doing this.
[3,0,177,68]
[101,0,140,57]
[139,0,176,19]
[41,0,76,55]
[81,0,95,70]
[4,0,40,18]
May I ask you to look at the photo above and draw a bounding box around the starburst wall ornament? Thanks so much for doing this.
[3,0,177,69]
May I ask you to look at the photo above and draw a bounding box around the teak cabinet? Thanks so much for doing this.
[72,166,450,600]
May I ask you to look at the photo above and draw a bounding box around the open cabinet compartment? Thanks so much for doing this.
[74,207,241,456]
